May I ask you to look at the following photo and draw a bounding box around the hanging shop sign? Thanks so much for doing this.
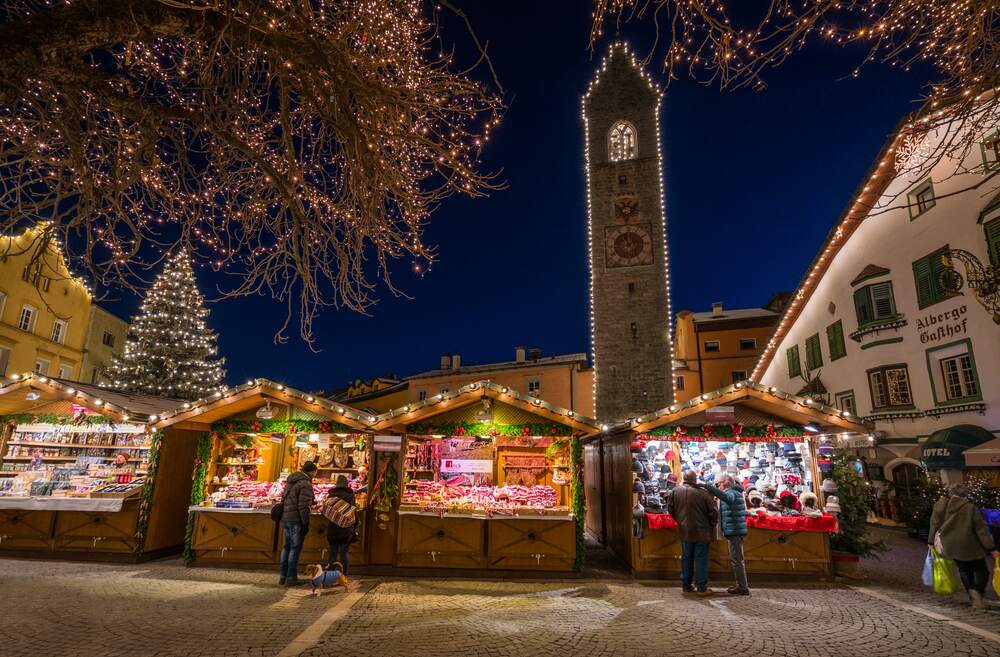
[705,406,736,423]
[440,458,493,474]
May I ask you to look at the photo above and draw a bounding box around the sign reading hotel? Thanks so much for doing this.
[916,304,968,344]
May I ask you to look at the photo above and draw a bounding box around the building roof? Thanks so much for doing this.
[407,352,589,380]
[690,307,779,325]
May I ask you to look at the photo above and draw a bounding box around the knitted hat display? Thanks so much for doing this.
[666,473,678,484]
[631,459,643,474]
[632,479,644,494]
[658,477,670,491]
[799,491,818,508]
[821,478,839,493]
[659,463,671,474]
[747,489,764,507]
[824,495,841,515]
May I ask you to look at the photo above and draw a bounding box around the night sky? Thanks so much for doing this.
[103,4,934,393]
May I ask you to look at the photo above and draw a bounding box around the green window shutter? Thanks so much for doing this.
[827,320,845,360]
[913,256,933,307]
[786,346,801,378]
[986,219,1000,267]
[805,334,822,370]
[854,287,872,325]
[869,282,896,319]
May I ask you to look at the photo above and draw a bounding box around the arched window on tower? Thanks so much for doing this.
[608,121,637,162]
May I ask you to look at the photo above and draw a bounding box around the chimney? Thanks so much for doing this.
[451,354,461,370]
[440,353,452,370]
[712,302,724,317]
[515,346,526,363]
[528,347,542,362]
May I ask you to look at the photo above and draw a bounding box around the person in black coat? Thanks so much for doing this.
[325,475,357,574]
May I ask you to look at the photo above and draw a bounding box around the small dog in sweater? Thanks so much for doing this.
[303,562,349,595]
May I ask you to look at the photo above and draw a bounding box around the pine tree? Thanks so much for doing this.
[106,251,226,400]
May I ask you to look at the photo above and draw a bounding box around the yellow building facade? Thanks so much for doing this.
[0,228,92,379]
[673,303,779,403]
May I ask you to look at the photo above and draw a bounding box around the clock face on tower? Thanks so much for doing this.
[605,223,653,267]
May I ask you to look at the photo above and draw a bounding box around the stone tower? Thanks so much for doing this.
[583,43,673,422]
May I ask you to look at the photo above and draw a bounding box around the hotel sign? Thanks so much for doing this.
[916,304,968,344]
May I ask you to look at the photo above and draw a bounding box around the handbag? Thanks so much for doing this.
[270,500,283,522]
[322,497,356,528]
[922,549,934,588]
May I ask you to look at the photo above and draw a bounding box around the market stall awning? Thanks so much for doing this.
[923,424,997,469]
[370,379,600,435]
[152,378,370,431]
[618,380,869,439]
[0,372,179,422]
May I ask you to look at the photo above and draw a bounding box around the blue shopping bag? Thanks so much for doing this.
[922,548,934,587]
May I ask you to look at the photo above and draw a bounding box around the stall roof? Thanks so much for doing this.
[370,379,601,435]
[151,378,371,430]
[605,380,869,438]
[964,435,1000,469]
[0,373,180,421]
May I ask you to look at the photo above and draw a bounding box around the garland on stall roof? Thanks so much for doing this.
[182,433,213,564]
[571,436,585,572]
[641,423,804,440]
[133,432,163,555]
[212,418,355,434]
[1,412,117,426]
[407,420,573,438]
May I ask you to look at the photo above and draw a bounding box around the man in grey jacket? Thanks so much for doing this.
[668,470,718,594]
[279,461,317,586]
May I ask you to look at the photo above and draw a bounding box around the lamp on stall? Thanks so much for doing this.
[256,401,275,420]
[803,423,821,434]
[25,391,40,401]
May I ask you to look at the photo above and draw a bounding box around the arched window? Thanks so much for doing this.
[609,121,637,162]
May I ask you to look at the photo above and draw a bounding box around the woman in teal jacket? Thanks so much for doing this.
[703,475,750,595]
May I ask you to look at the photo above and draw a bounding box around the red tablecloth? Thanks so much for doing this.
[645,512,838,533]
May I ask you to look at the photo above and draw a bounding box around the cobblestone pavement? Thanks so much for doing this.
[1,529,998,657]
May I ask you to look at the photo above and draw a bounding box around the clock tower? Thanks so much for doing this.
[583,43,673,422]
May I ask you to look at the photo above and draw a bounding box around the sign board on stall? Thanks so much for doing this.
[317,434,330,449]
[440,459,493,474]
[374,435,402,452]
[705,406,736,423]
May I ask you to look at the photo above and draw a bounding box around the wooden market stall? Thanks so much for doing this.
[152,379,373,567]
[0,373,194,561]
[369,380,599,574]
[584,380,869,579]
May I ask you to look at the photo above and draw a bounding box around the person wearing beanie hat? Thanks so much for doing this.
[279,461,317,586]
[323,474,358,575]
[702,474,751,596]
[668,470,718,595]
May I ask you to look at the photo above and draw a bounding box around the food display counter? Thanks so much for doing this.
[186,429,370,566]
[393,432,577,572]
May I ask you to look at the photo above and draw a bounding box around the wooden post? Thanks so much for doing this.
[807,437,825,506]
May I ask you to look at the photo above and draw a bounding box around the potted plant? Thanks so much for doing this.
[829,453,885,578]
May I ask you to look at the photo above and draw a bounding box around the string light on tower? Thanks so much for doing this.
[105,250,227,401]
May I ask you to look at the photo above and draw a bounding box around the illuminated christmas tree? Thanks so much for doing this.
[106,251,226,400]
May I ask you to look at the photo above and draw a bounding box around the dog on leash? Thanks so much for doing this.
[303,562,349,595]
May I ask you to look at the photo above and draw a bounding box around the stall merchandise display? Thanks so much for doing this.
[401,479,561,515]
[207,478,367,509]
[0,423,151,499]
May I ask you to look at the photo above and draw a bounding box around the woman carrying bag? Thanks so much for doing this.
[322,475,358,575]
[929,484,999,609]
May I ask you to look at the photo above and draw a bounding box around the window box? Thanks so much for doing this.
[863,409,925,423]
[924,402,987,418]
[848,316,908,342]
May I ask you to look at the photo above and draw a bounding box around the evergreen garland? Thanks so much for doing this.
[106,250,226,400]
[213,418,354,435]
[642,424,803,440]
[830,452,886,557]
[1,413,115,426]
[407,420,573,437]
[571,437,585,571]
[182,433,213,564]
[133,432,163,555]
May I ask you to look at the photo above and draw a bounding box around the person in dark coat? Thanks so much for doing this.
[667,470,718,594]
[703,475,750,595]
[324,475,357,574]
[279,461,317,586]
[929,484,999,608]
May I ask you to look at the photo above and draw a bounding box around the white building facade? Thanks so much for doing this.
[754,109,1000,495]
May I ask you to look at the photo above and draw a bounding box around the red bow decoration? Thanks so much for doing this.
[288,423,297,434]
[454,425,466,436]
[318,421,330,432]
[489,426,500,438]
[250,420,262,432]
[731,423,744,439]
[766,424,777,438]
[549,427,559,436]
[673,426,687,438]
[521,425,531,436]
[703,423,714,437]
[226,421,234,432]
